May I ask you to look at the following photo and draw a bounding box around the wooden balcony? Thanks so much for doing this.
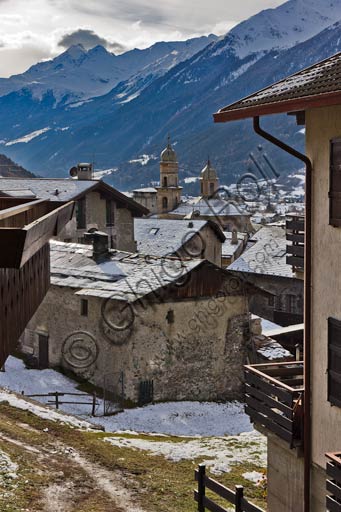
[326,453,341,511]
[286,214,304,272]
[245,362,304,447]
[0,198,74,268]
[0,198,74,367]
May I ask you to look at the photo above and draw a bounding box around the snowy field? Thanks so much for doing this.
[0,357,267,482]
[0,357,255,437]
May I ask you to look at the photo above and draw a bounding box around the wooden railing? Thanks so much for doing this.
[286,215,304,272]
[194,464,265,512]
[245,362,304,447]
[326,453,341,511]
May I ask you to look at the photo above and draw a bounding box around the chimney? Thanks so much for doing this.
[231,228,238,245]
[70,163,93,180]
[84,231,109,260]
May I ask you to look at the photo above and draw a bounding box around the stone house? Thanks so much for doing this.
[134,218,225,266]
[229,225,303,326]
[0,171,148,252]
[132,187,157,214]
[20,235,250,403]
[214,50,341,511]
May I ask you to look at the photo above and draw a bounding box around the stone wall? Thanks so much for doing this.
[58,190,136,251]
[21,285,249,403]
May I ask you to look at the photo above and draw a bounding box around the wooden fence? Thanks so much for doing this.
[194,464,265,512]
[22,391,98,416]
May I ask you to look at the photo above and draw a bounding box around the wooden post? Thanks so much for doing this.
[198,464,206,512]
[235,485,244,512]
[92,393,96,416]
[55,392,59,410]
[295,343,300,361]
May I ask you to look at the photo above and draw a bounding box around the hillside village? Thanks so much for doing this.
[2,0,341,511]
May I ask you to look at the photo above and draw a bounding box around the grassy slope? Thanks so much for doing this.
[0,403,266,511]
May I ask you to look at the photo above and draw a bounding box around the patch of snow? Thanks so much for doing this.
[119,91,140,104]
[0,449,18,481]
[297,128,306,135]
[5,127,50,146]
[68,99,93,108]
[0,357,256,438]
[0,389,95,430]
[93,168,117,179]
[242,470,264,483]
[183,177,198,184]
[129,154,156,166]
[105,430,266,474]
[257,343,292,361]
[100,401,253,437]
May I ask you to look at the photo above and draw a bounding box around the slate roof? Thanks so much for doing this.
[50,241,202,301]
[171,198,250,218]
[221,231,246,258]
[0,178,148,215]
[134,218,225,257]
[214,52,341,122]
[228,225,294,278]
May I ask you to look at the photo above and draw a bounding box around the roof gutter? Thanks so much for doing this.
[253,116,312,512]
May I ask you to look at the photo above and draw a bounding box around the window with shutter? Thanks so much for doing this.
[328,317,341,406]
[329,138,341,226]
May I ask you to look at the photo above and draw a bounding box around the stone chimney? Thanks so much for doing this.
[84,231,109,260]
[77,163,93,180]
[231,228,238,245]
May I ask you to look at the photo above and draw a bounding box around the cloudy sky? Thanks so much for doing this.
[0,0,284,77]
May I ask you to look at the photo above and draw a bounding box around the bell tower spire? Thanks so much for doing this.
[156,136,183,215]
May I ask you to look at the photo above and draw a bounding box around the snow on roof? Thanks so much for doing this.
[229,225,294,278]
[50,240,202,301]
[134,218,224,257]
[172,197,250,218]
[0,177,148,214]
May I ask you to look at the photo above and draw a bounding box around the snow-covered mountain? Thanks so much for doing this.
[1,0,341,186]
[0,35,217,105]
[226,0,341,58]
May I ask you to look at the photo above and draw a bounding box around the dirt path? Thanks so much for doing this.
[0,408,146,512]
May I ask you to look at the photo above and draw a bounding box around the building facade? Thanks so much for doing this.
[214,50,341,512]
[0,174,148,252]
[20,239,250,403]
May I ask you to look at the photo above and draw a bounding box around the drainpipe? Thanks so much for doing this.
[253,116,312,512]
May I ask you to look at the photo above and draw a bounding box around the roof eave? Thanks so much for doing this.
[213,90,341,123]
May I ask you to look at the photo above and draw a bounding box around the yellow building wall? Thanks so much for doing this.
[306,105,341,469]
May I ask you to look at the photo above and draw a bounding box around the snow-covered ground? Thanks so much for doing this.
[5,127,50,145]
[0,357,255,437]
[105,430,266,474]
[105,401,252,437]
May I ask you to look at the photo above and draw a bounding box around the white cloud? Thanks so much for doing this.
[0,0,285,76]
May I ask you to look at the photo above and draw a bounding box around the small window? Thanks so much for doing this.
[163,176,168,187]
[328,317,341,406]
[81,299,88,317]
[286,294,296,313]
[329,139,341,226]
[210,182,215,194]
[76,197,86,229]
[162,197,168,210]
[106,200,115,226]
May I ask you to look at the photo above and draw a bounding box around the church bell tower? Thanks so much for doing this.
[156,136,182,214]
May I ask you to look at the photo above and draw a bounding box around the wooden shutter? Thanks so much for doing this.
[329,139,341,226]
[328,317,341,406]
